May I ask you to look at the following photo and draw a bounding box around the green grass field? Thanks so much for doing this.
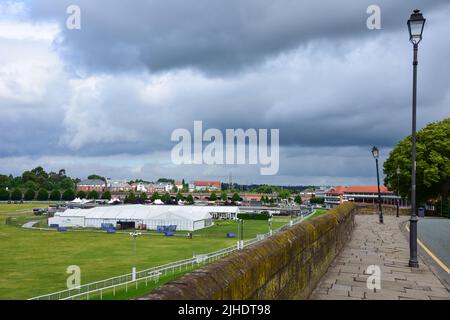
[305,208,328,220]
[0,203,49,214]
[0,204,287,300]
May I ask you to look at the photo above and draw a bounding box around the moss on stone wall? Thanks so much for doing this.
[138,202,357,300]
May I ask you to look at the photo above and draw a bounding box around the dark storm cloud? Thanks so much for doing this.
[1,1,450,184]
[29,0,448,75]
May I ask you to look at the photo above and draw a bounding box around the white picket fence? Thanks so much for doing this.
[29,213,310,300]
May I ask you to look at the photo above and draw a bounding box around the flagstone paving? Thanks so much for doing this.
[310,215,450,300]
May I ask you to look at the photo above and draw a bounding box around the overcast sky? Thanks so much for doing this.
[0,0,449,185]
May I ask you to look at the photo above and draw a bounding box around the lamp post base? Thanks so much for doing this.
[408,259,419,268]
[409,215,419,268]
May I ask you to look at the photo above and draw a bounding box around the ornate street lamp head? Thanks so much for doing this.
[371,146,379,159]
[408,9,426,44]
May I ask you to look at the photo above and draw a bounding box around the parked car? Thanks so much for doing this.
[33,208,47,216]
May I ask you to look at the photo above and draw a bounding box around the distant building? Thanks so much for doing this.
[107,180,133,192]
[148,182,173,193]
[76,179,107,192]
[325,185,400,209]
[134,182,149,193]
[191,181,221,192]
[175,180,183,191]
[313,186,328,198]
[300,186,329,200]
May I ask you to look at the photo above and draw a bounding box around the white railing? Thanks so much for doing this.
[29,211,312,300]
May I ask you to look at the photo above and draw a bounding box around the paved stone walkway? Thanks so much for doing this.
[310,215,450,300]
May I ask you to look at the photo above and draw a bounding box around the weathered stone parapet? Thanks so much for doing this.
[138,203,356,300]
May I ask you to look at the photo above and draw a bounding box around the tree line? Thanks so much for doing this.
[0,167,107,201]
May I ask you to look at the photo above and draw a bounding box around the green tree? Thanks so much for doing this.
[384,118,450,205]
[231,192,240,203]
[151,192,160,201]
[278,189,291,199]
[186,194,194,204]
[59,177,74,190]
[221,191,227,201]
[210,192,217,201]
[294,195,302,205]
[161,192,171,204]
[310,197,325,204]
[101,191,112,200]
[139,192,147,200]
[87,174,105,181]
[76,190,86,199]
[10,188,22,201]
[24,180,37,190]
[24,188,36,201]
[37,188,49,201]
[176,192,184,201]
[50,189,61,201]
[62,189,76,201]
[87,190,99,199]
[0,188,10,200]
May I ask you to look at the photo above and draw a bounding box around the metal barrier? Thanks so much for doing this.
[29,212,311,300]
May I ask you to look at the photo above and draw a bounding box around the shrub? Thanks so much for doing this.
[102,191,112,200]
[24,188,36,201]
[0,188,10,201]
[37,189,49,201]
[50,189,61,201]
[237,212,270,220]
[10,188,23,201]
[87,190,99,199]
[62,189,76,201]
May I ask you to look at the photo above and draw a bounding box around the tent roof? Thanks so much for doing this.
[55,204,239,221]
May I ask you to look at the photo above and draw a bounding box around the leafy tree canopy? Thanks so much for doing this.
[37,189,49,201]
[62,189,76,201]
[186,194,194,204]
[151,192,160,201]
[384,118,450,205]
[50,189,61,201]
[11,188,22,201]
[24,188,36,201]
[87,174,105,181]
[87,190,99,199]
[76,190,86,199]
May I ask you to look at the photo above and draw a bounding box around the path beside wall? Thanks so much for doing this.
[310,215,450,300]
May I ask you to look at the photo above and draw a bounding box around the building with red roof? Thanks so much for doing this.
[325,185,400,209]
[191,180,222,191]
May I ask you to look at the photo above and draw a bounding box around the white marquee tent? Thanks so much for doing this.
[48,205,239,231]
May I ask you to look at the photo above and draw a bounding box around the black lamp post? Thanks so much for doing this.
[372,146,383,224]
[396,167,400,218]
[407,9,425,268]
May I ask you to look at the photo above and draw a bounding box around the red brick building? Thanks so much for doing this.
[76,179,107,192]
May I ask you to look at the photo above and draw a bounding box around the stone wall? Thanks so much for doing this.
[355,203,410,216]
[139,202,356,300]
